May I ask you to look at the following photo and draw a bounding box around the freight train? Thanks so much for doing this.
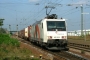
[18,14,69,51]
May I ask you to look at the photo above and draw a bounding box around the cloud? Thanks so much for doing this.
[29,0,40,2]
[75,0,89,4]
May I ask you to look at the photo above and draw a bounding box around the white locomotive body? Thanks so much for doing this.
[30,14,68,50]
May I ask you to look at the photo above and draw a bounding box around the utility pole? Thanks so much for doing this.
[82,13,89,41]
[68,4,84,36]
[16,24,18,37]
[9,25,11,36]
[81,4,84,36]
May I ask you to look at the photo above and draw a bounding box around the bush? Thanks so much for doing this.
[0,28,6,34]
[0,34,20,47]
[0,34,40,60]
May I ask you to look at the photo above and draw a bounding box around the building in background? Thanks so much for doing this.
[68,29,90,36]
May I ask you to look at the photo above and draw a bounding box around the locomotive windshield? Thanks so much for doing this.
[47,21,66,31]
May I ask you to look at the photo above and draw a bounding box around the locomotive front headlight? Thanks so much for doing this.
[62,36,66,39]
[48,36,52,39]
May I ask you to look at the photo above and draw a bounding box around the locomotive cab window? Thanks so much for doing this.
[47,21,66,31]
[42,23,43,28]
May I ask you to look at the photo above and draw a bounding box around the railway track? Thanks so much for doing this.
[53,51,88,60]
[16,37,88,60]
[68,42,90,52]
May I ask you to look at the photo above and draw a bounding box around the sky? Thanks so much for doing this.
[0,0,90,31]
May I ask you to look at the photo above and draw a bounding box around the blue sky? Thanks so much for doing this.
[0,0,90,31]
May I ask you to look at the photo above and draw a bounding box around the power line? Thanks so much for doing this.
[0,3,38,5]
[57,0,63,3]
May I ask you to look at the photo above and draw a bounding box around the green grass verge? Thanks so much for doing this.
[0,34,40,60]
[0,33,20,47]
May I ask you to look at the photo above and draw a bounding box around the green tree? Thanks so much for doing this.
[0,18,4,27]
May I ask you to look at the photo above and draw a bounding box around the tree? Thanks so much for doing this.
[0,19,7,34]
[0,18,4,28]
[0,28,6,34]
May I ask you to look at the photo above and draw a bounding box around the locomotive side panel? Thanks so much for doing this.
[30,20,44,43]
[20,29,25,39]
[25,27,28,39]
[42,19,48,43]
[30,25,35,42]
[24,26,31,40]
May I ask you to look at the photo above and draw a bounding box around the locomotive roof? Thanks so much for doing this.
[32,18,66,26]
[32,20,41,26]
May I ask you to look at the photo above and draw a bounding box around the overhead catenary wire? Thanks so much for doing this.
[57,3,90,17]
[0,3,40,5]
[0,0,90,31]
[21,1,47,26]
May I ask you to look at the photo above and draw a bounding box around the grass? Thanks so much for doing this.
[0,33,40,60]
[68,35,90,41]
[0,33,20,47]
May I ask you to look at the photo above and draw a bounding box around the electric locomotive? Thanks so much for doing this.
[30,14,69,50]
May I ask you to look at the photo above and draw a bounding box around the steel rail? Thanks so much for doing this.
[68,42,90,52]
